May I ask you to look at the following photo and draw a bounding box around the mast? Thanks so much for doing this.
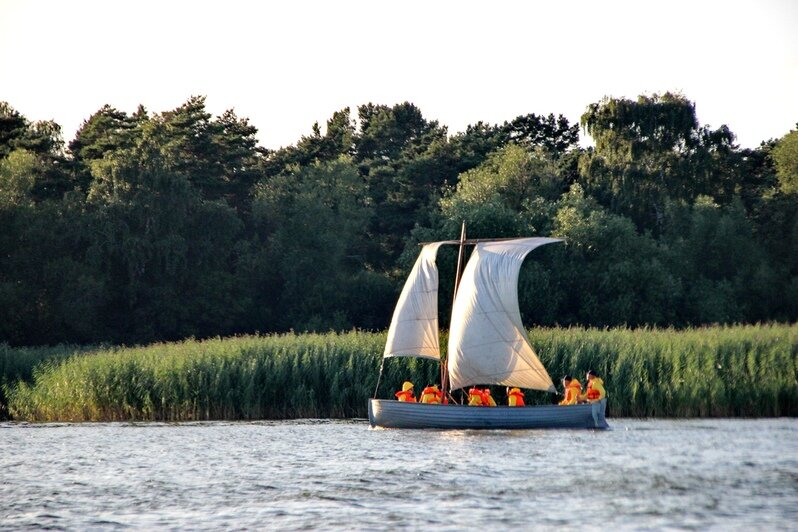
[441,221,467,402]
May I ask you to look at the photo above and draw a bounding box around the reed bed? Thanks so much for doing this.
[4,333,438,421]
[528,325,798,417]
[4,324,797,421]
[0,343,90,419]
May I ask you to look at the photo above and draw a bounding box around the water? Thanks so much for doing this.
[1,419,797,530]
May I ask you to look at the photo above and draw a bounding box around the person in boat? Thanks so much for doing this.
[395,381,416,402]
[578,370,606,403]
[507,387,525,406]
[483,388,497,407]
[468,387,484,406]
[419,384,442,404]
[558,375,582,406]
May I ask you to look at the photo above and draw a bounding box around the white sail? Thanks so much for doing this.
[447,237,562,392]
[383,242,447,359]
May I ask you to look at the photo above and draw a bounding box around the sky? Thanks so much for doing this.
[1,0,797,151]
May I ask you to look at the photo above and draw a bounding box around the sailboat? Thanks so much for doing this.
[368,225,609,430]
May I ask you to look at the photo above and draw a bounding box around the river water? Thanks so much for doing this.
[1,418,797,530]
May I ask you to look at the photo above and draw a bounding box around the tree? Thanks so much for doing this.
[772,127,798,195]
[1,102,64,159]
[0,150,37,207]
[662,197,774,323]
[0,102,28,159]
[204,108,266,210]
[1,102,72,200]
[579,93,702,233]
[546,184,678,326]
[69,105,140,163]
[154,96,265,209]
[445,121,505,171]
[447,144,566,208]
[251,157,387,330]
[262,108,355,178]
[500,113,579,154]
[353,102,449,269]
[86,120,244,343]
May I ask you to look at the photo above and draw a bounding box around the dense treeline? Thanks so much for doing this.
[4,325,797,421]
[1,94,797,346]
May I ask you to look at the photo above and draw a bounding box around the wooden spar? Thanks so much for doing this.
[418,236,521,246]
[451,222,467,325]
[440,221,467,402]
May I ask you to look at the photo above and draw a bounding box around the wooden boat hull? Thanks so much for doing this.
[368,398,609,430]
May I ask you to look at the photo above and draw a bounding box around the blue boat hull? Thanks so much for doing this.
[368,398,609,430]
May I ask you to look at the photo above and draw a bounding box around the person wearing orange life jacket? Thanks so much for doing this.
[578,370,606,403]
[395,381,416,402]
[420,384,442,404]
[468,387,484,406]
[482,388,497,407]
[558,375,582,406]
[507,387,525,406]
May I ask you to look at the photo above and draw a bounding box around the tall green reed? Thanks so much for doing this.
[5,324,797,421]
[0,343,90,419]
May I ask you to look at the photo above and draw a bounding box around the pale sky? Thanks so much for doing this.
[1,0,796,150]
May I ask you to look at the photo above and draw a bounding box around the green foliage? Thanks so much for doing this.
[158,97,265,207]
[501,113,579,153]
[529,324,798,417]
[4,325,796,421]
[1,102,65,159]
[5,333,387,421]
[1,102,72,200]
[0,342,86,419]
[354,102,451,268]
[69,104,141,163]
[444,144,566,210]
[0,93,797,347]
[262,108,355,178]
[251,157,389,331]
[84,123,245,343]
[546,185,677,326]
[0,149,37,206]
[0,102,29,159]
[772,128,798,195]
[578,93,748,234]
[582,93,698,160]
[431,145,569,244]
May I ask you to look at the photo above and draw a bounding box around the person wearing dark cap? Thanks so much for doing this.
[578,370,606,403]
[558,375,582,405]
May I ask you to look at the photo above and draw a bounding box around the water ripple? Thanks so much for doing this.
[1,419,796,529]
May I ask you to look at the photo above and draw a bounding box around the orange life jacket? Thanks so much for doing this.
[395,390,416,402]
[482,390,497,407]
[468,388,483,406]
[587,383,601,400]
[508,390,525,406]
[420,386,442,404]
[559,379,582,405]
